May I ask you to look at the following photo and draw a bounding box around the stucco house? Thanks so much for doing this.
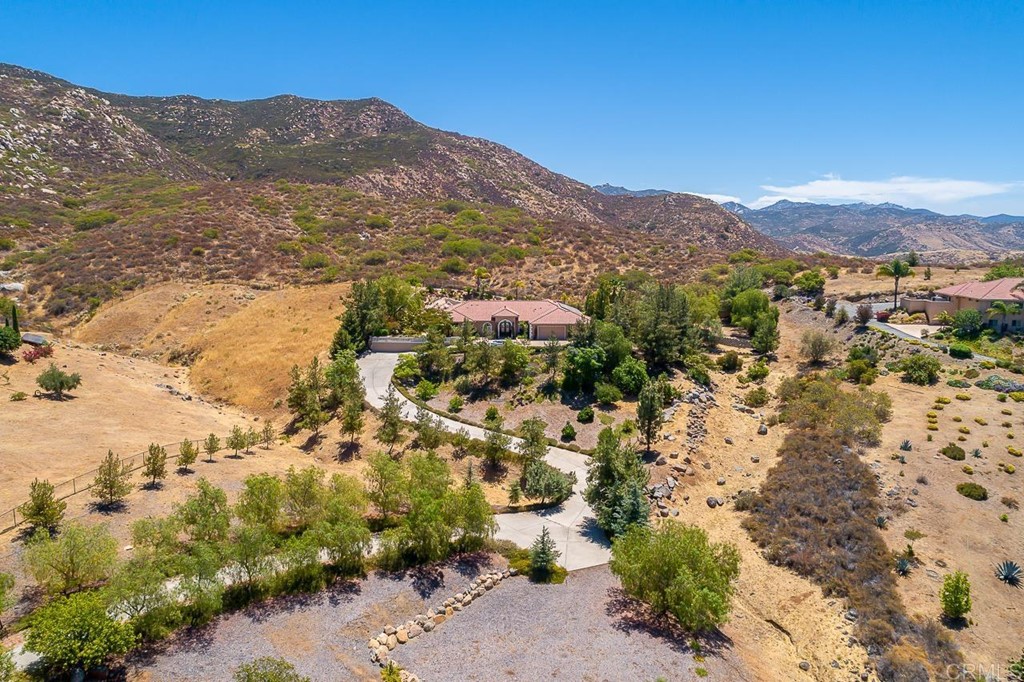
[903,277,1024,331]
[427,298,587,340]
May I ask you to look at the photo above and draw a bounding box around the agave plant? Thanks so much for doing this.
[875,515,888,529]
[899,439,913,452]
[972,448,983,459]
[995,560,1021,586]
[895,557,912,576]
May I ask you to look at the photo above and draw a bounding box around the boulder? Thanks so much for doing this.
[758,423,769,435]
[384,625,396,635]
[707,497,719,508]
[717,477,726,485]
[386,634,398,650]
[799,661,810,671]
[396,629,409,644]
[408,625,423,639]
[423,619,435,633]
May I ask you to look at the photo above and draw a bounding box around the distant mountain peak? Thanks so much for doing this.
[593,183,672,198]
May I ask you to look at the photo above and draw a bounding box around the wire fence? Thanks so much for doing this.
[0,439,203,536]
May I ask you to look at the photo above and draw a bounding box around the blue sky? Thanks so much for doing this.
[4,0,1024,214]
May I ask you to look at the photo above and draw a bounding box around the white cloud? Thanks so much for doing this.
[750,175,1020,209]
[691,192,743,204]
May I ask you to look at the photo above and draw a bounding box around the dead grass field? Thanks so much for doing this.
[73,281,350,415]
[826,265,981,300]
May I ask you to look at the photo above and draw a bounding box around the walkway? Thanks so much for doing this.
[356,352,610,571]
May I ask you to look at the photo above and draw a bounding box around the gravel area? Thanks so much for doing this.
[396,564,753,682]
[131,554,501,682]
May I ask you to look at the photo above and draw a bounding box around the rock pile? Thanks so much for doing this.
[681,386,715,456]
[368,568,516,667]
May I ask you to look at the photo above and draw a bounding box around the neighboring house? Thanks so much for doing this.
[903,277,1024,331]
[427,298,587,340]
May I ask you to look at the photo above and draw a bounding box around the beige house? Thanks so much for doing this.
[903,277,1024,332]
[427,298,587,340]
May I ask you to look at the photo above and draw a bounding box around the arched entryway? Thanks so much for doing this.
[497,319,515,338]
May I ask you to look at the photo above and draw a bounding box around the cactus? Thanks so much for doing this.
[972,448,983,459]
[875,515,888,529]
[895,557,912,576]
[899,439,912,452]
[995,560,1021,586]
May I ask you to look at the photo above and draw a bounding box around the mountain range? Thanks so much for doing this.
[721,200,1024,260]
[0,64,777,318]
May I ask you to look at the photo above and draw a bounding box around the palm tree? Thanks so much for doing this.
[986,300,1022,334]
[512,279,525,299]
[473,267,490,298]
[876,259,914,311]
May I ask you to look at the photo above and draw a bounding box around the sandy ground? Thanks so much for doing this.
[825,265,980,300]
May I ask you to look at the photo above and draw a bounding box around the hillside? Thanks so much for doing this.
[0,64,779,320]
[725,199,1024,261]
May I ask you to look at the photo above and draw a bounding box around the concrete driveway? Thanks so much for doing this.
[357,352,611,570]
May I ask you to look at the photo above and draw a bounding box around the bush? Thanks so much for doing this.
[855,304,874,326]
[799,330,836,364]
[611,356,649,395]
[594,382,623,406]
[72,210,119,231]
[609,522,740,632]
[940,570,972,619]
[25,591,136,674]
[746,360,770,382]
[846,359,878,385]
[0,326,21,355]
[744,387,770,408]
[300,252,330,270]
[414,379,438,401]
[447,396,464,413]
[577,406,595,423]
[234,657,311,682]
[940,443,966,460]
[956,482,988,501]
[560,422,577,442]
[897,354,941,385]
[717,351,743,372]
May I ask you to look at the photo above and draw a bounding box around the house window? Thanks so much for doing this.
[481,322,493,336]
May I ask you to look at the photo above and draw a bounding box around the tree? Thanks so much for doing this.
[18,478,66,531]
[176,541,224,625]
[730,289,770,333]
[229,525,275,587]
[8,303,17,335]
[0,572,14,633]
[522,460,576,505]
[91,450,132,508]
[609,521,741,632]
[529,526,560,581]
[855,304,874,327]
[261,421,276,449]
[611,356,649,395]
[794,269,826,295]
[473,267,490,297]
[0,326,19,356]
[175,479,231,544]
[750,308,780,355]
[234,657,311,682]
[245,426,259,453]
[227,425,247,457]
[366,452,408,520]
[482,414,512,468]
[542,334,561,380]
[635,381,664,453]
[35,362,81,399]
[906,249,920,267]
[104,556,173,625]
[876,259,914,310]
[562,345,606,392]
[341,398,365,447]
[25,591,136,675]
[287,357,329,435]
[951,308,984,338]
[203,433,221,462]
[0,644,12,682]
[177,440,198,473]
[986,301,1022,333]
[142,443,168,488]
[24,522,118,594]
[517,418,549,464]
[130,516,181,565]
[584,429,650,536]
[499,340,530,385]
[464,339,499,386]
[799,329,836,365]
[450,480,496,552]
[283,466,328,530]
[235,473,285,532]
[376,385,405,454]
[940,570,971,620]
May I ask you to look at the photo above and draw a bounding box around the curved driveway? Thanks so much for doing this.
[357,352,610,570]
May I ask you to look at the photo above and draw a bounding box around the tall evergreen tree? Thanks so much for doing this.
[529,526,560,580]
[142,443,168,488]
[376,385,405,454]
[636,382,664,454]
[91,450,132,508]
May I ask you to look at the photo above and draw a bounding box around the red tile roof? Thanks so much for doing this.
[428,298,586,325]
[934,277,1024,302]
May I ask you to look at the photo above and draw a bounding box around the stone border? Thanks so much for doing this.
[368,568,518,669]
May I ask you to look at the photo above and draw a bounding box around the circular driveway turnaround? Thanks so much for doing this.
[357,352,611,570]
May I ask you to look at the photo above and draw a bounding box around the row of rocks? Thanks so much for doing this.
[368,568,516,668]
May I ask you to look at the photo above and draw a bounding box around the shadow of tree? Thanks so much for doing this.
[605,587,733,658]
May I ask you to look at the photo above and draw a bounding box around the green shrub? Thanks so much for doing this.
[365,214,393,229]
[948,344,973,359]
[744,387,770,408]
[717,351,743,372]
[72,210,118,231]
[955,393,971,401]
[940,443,966,461]
[940,571,972,619]
[898,354,941,385]
[447,396,464,413]
[594,382,623,406]
[577,406,595,423]
[956,482,988,501]
[414,379,438,401]
[300,252,330,270]
[746,360,770,382]
[561,422,577,442]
